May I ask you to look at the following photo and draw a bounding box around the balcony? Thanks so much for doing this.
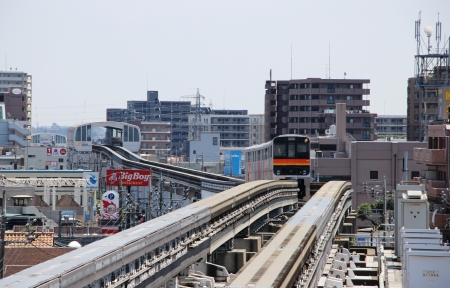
[293,88,370,95]
[426,180,446,201]
[142,128,170,133]
[413,148,446,165]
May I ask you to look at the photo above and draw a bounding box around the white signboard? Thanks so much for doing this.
[83,172,99,190]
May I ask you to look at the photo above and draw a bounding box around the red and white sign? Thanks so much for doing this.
[106,169,152,186]
[46,147,67,156]
[101,190,119,220]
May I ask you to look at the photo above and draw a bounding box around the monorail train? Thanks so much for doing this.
[245,134,310,196]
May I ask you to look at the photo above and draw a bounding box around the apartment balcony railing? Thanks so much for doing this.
[426,180,446,201]
[413,148,446,165]
[289,88,370,95]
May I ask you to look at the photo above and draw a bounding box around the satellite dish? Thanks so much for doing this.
[424,26,433,37]
[68,241,82,248]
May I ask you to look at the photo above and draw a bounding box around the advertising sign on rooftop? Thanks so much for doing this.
[106,169,152,186]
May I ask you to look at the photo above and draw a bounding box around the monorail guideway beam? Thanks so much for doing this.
[133,187,299,288]
[296,189,353,288]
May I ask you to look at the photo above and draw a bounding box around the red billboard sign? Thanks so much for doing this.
[106,169,152,186]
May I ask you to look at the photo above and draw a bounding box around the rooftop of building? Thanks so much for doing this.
[268,78,370,83]
[375,115,406,118]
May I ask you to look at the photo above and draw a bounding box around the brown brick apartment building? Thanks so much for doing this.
[264,78,377,141]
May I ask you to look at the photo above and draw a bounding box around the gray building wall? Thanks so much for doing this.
[313,140,427,210]
[24,146,67,170]
[189,133,221,164]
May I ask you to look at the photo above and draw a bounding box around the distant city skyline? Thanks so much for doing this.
[1,1,448,126]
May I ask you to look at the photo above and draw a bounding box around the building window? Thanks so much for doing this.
[370,171,378,179]
[327,96,335,104]
[411,171,420,179]
[213,137,218,145]
[347,95,354,100]
[363,130,370,139]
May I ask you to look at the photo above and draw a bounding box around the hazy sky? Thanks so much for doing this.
[1,1,449,126]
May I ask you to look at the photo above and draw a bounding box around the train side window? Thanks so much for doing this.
[124,125,129,142]
[134,127,139,142]
[257,150,261,161]
[129,126,134,142]
[87,125,92,141]
[75,127,81,141]
[269,145,272,158]
[81,125,87,141]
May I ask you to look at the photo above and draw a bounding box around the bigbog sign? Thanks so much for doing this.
[106,169,152,186]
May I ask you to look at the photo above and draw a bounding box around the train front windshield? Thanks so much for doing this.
[273,136,310,176]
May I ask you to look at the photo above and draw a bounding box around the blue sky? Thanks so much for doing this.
[1,0,449,125]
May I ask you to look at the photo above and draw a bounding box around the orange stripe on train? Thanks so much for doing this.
[273,159,310,165]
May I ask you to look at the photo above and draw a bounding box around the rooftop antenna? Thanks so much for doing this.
[344,72,346,79]
[436,13,442,52]
[270,68,272,82]
[415,11,422,55]
[328,42,331,79]
[290,44,292,80]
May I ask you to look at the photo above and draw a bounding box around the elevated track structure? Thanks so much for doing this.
[93,145,244,193]
[228,181,352,287]
[0,180,300,288]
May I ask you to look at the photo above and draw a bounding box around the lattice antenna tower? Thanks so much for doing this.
[414,12,449,141]
[181,88,205,141]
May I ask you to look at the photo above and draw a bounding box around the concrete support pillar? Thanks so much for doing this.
[44,186,50,205]
[74,187,81,205]
[334,238,350,249]
[52,186,56,210]
[83,186,87,221]
[215,249,247,274]
[233,237,261,253]
[342,223,353,234]
[344,216,356,234]
[234,237,262,261]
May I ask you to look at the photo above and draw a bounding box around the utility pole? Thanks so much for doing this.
[0,190,5,279]
[383,176,387,225]
[118,173,123,231]
[159,171,163,216]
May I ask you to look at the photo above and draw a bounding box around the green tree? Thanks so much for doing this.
[356,203,378,226]
[371,194,394,210]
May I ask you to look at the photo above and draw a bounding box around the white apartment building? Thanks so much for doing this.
[249,114,264,146]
